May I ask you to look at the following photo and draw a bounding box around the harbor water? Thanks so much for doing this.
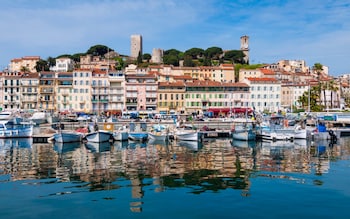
[0,136,350,219]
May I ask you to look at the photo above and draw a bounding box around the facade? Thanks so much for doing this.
[125,73,158,113]
[38,72,56,111]
[184,80,250,115]
[91,69,109,114]
[108,71,125,115]
[2,72,22,111]
[130,34,143,59]
[73,69,92,113]
[50,57,74,72]
[244,77,281,113]
[157,81,186,114]
[9,56,40,73]
[56,72,73,112]
[21,73,39,110]
[281,83,309,111]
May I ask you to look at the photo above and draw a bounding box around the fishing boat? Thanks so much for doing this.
[175,130,200,141]
[0,118,34,138]
[85,130,113,143]
[148,131,169,141]
[128,132,148,142]
[29,111,47,125]
[113,130,129,141]
[231,119,257,141]
[53,131,84,143]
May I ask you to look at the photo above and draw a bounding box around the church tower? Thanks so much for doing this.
[240,35,249,64]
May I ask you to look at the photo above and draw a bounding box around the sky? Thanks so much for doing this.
[1,0,349,76]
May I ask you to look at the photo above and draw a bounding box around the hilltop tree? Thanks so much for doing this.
[163,49,183,66]
[184,48,205,59]
[205,47,223,60]
[86,45,113,56]
[224,50,245,64]
[142,53,152,62]
[183,55,195,67]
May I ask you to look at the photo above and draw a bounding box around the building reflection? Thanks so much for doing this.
[1,137,350,211]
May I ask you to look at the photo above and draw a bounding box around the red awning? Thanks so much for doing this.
[208,108,252,113]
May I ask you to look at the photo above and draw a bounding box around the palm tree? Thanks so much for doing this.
[328,80,339,108]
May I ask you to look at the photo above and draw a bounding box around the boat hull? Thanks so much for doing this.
[85,130,112,143]
[113,131,129,141]
[175,131,199,141]
[148,132,168,141]
[128,132,148,142]
[54,132,83,143]
[232,129,256,141]
[0,126,33,138]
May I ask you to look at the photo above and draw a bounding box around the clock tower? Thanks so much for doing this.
[240,35,249,64]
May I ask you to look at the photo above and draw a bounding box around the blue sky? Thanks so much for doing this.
[1,0,349,75]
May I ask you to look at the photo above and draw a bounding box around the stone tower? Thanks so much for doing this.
[130,34,143,59]
[240,35,249,64]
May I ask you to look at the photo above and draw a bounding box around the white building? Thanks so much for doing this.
[244,77,281,113]
[50,57,74,72]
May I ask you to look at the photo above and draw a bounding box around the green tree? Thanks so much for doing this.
[183,55,195,67]
[47,56,56,67]
[86,45,113,56]
[223,50,245,64]
[137,51,142,65]
[163,49,183,66]
[142,53,152,62]
[205,47,223,60]
[184,48,205,59]
[114,57,125,70]
[35,59,49,72]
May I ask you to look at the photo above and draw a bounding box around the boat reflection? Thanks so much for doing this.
[177,140,203,151]
[1,137,350,211]
[85,141,111,153]
[54,141,81,154]
[231,139,256,148]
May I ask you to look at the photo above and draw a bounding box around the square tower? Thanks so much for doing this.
[130,34,143,59]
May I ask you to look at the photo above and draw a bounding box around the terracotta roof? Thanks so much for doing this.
[260,68,275,75]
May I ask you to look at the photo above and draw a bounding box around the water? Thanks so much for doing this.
[1,137,350,219]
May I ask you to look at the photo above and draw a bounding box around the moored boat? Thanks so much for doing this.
[128,132,148,142]
[85,130,113,143]
[175,130,200,141]
[0,118,34,138]
[53,131,84,143]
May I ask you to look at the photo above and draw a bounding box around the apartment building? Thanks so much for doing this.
[38,71,56,111]
[158,81,186,114]
[50,57,74,72]
[108,70,125,115]
[21,73,39,110]
[73,69,92,113]
[56,72,73,112]
[9,56,40,73]
[125,73,157,113]
[1,72,22,111]
[184,80,250,116]
[244,77,281,113]
[91,69,109,114]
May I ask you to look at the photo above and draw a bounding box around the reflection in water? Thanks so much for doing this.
[1,137,350,211]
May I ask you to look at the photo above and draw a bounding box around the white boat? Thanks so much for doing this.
[113,130,129,141]
[148,131,169,141]
[29,112,47,125]
[53,131,84,143]
[175,130,199,141]
[0,111,14,121]
[0,118,34,138]
[128,132,148,142]
[85,130,113,143]
[232,123,257,141]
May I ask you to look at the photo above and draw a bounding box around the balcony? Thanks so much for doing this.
[91,99,109,103]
